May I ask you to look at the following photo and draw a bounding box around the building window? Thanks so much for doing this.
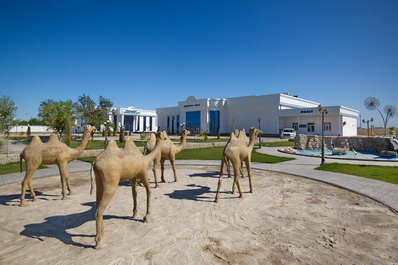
[149,117,153,131]
[171,115,175,134]
[325,122,331,131]
[292,123,298,131]
[186,111,201,134]
[176,115,180,133]
[167,116,170,133]
[143,116,147,132]
[307,123,315,132]
[124,116,134,132]
[209,110,220,134]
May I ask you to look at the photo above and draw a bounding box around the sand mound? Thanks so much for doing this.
[0,165,397,264]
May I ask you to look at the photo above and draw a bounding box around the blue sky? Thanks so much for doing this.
[1,0,397,127]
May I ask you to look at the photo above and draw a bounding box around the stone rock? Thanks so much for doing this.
[332,148,347,155]
[380,150,398,157]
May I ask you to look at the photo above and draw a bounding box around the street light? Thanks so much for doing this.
[362,118,374,137]
[318,104,328,166]
[257,117,262,148]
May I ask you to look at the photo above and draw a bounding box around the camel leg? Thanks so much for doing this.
[226,160,232,178]
[214,160,225,203]
[140,175,152,223]
[129,178,138,219]
[19,163,39,206]
[170,155,177,182]
[245,158,253,193]
[27,178,39,202]
[152,156,160,187]
[160,157,166,183]
[95,182,118,249]
[240,161,245,178]
[233,162,243,198]
[57,163,69,199]
[231,161,241,194]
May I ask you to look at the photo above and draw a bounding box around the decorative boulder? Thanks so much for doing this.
[380,150,398,157]
[332,148,347,155]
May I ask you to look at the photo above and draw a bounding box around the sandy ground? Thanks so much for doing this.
[0,165,397,265]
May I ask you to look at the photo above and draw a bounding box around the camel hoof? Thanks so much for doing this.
[160,180,166,183]
[143,216,150,223]
[95,242,106,250]
[18,202,26,207]
[214,199,219,203]
[32,197,40,202]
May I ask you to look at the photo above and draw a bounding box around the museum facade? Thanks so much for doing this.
[156,93,359,137]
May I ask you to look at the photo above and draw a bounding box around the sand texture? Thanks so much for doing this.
[0,165,397,264]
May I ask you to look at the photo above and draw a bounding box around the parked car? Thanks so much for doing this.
[280,128,296,139]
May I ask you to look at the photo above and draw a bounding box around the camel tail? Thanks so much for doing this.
[90,162,95,195]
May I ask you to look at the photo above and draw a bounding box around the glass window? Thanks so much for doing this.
[176,115,180,133]
[167,116,170,133]
[186,111,201,134]
[292,123,298,131]
[307,123,315,132]
[149,117,153,131]
[325,122,331,131]
[124,116,134,131]
[209,111,220,134]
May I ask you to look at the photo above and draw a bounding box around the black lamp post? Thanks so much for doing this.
[257,117,262,148]
[362,118,374,137]
[318,104,328,166]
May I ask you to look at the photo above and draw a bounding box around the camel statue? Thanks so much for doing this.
[91,132,164,249]
[19,125,96,206]
[226,129,247,178]
[215,127,262,203]
[144,129,190,187]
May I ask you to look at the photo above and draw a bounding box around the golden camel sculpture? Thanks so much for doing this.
[215,127,262,202]
[144,129,190,187]
[19,125,96,206]
[91,132,164,249]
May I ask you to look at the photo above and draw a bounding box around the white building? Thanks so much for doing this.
[75,106,157,133]
[112,106,157,132]
[156,94,359,136]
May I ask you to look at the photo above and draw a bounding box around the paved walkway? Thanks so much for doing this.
[1,144,397,212]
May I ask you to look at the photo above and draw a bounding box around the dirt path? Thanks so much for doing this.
[0,165,397,264]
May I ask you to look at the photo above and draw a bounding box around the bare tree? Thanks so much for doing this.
[364,97,397,136]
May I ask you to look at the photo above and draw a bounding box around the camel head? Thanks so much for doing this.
[84,125,97,134]
[249,127,262,137]
[180,129,190,140]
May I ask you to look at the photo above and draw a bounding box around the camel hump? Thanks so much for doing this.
[106,140,118,151]
[160,131,169,140]
[29,136,42,144]
[124,137,138,149]
[48,134,59,142]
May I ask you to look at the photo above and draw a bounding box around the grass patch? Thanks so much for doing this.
[316,163,398,184]
[68,140,146,149]
[78,147,294,164]
[78,157,96,163]
[176,146,294,163]
[262,141,294,147]
[0,162,47,175]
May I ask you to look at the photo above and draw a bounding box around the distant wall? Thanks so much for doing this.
[295,134,393,153]
[8,125,54,134]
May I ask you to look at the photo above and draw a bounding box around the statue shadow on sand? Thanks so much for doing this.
[20,201,134,249]
[0,190,58,206]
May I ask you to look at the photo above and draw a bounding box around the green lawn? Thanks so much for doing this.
[316,163,398,184]
[0,162,46,175]
[68,140,146,149]
[76,146,294,164]
[262,141,294,147]
[175,146,294,163]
